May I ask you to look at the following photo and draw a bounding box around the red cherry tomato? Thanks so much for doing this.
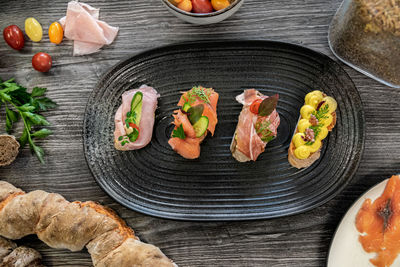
[192,0,213,13]
[32,52,52,72]
[250,99,262,114]
[128,123,140,131]
[3,25,24,50]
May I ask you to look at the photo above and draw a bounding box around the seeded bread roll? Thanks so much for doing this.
[0,135,20,167]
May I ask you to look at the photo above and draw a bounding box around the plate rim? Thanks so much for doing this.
[83,40,366,221]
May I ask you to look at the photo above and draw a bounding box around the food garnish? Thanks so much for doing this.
[184,86,212,104]
[0,180,177,266]
[258,94,279,116]
[119,91,143,146]
[32,52,52,72]
[25,17,43,42]
[172,124,186,139]
[0,78,57,163]
[3,25,24,50]
[187,104,204,125]
[356,175,400,267]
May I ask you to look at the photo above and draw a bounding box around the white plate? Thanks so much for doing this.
[328,179,400,267]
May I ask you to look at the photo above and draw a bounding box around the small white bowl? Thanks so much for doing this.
[161,0,244,25]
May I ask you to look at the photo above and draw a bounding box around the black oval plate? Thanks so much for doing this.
[83,40,364,221]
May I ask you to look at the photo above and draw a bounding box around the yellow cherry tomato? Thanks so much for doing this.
[316,127,329,140]
[308,139,322,153]
[294,145,310,159]
[178,0,192,12]
[212,0,230,10]
[320,113,333,127]
[293,133,306,148]
[297,119,311,133]
[321,96,337,113]
[305,90,323,104]
[25,17,43,42]
[48,22,63,44]
[300,105,315,120]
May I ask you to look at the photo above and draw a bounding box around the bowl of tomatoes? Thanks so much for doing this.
[161,0,243,24]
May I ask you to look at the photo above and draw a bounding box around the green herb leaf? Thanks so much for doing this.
[258,94,279,117]
[24,112,50,126]
[19,128,29,148]
[31,128,52,139]
[185,86,212,105]
[18,103,36,112]
[32,97,57,111]
[172,124,186,139]
[29,141,45,164]
[187,104,204,125]
[118,136,123,141]
[128,128,139,142]
[5,106,18,133]
[31,87,47,97]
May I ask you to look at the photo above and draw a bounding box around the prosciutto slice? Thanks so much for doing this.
[114,85,160,151]
[231,89,280,162]
[60,1,118,56]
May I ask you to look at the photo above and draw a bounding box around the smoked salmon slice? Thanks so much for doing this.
[356,175,400,267]
[169,86,218,159]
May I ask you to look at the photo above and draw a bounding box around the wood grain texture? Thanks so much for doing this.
[0,0,399,266]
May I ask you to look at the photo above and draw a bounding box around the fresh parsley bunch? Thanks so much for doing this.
[0,78,57,163]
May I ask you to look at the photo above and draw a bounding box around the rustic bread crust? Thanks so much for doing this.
[288,112,337,169]
[0,135,20,167]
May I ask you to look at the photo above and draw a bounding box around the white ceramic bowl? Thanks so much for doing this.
[161,0,244,25]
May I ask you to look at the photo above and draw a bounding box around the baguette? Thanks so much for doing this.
[0,135,20,167]
[0,181,177,267]
[288,91,337,169]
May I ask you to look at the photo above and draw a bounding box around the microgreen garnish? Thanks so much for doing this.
[312,103,329,121]
[255,120,275,142]
[172,124,186,139]
[0,78,57,163]
[184,86,212,105]
[258,94,279,117]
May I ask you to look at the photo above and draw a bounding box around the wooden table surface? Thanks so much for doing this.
[1,0,399,266]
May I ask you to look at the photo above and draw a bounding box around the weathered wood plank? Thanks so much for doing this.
[1,0,400,266]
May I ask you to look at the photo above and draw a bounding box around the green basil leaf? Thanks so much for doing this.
[187,104,204,125]
[258,94,279,117]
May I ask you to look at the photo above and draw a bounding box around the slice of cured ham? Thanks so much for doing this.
[231,89,281,162]
[114,85,160,151]
[60,1,118,56]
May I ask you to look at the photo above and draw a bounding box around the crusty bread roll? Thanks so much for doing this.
[0,135,19,167]
[0,236,44,267]
[0,181,177,267]
[288,112,337,169]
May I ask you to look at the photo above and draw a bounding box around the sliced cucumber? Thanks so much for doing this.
[182,102,191,112]
[130,91,143,124]
[193,116,209,137]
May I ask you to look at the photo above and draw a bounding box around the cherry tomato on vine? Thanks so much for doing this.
[3,25,24,50]
[48,22,64,44]
[250,99,262,114]
[192,0,213,13]
[32,52,52,72]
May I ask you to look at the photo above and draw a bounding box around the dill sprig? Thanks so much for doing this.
[185,86,212,105]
